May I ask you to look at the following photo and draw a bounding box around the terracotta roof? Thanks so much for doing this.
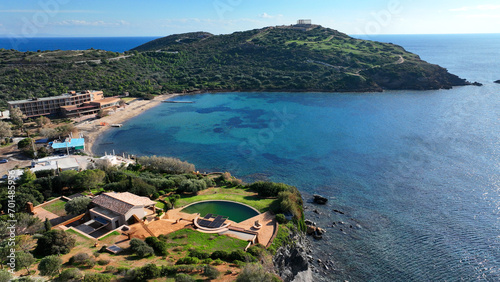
[91,192,155,215]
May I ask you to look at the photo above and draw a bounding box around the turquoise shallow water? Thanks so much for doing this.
[95,35,500,281]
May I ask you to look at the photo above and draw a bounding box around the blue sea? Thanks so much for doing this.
[0,36,159,52]
[89,34,499,281]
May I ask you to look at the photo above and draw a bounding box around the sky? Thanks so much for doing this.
[0,0,499,37]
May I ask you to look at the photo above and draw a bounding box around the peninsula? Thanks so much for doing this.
[0,23,470,109]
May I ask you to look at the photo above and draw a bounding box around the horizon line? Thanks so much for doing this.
[1,32,500,39]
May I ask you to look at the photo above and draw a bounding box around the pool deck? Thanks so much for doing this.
[138,207,277,247]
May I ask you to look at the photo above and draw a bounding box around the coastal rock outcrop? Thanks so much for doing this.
[274,230,312,282]
[313,194,328,205]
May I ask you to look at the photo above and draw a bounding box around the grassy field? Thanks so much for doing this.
[176,187,276,212]
[164,228,248,253]
[42,199,67,217]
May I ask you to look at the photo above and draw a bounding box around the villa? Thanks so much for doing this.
[89,192,157,230]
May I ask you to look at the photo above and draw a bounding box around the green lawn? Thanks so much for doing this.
[42,199,67,217]
[98,231,121,241]
[164,229,248,252]
[176,187,275,212]
[65,229,94,243]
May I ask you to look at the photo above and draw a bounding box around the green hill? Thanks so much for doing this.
[0,25,469,109]
[132,25,469,92]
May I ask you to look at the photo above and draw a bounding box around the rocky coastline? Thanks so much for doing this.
[273,229,313,282]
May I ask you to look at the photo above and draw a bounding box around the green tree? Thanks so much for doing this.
[15,251,35,274]
[74,169,105,191]
[9,107,24,128]
[203,264,220,279]
[44,218,52,231]
[18,168,36,184]
[64,196,92,215]
[0,269,12,282]
[34,229,76,255]
[38,255,62,277]
[39,127,57,138]
[35,116,51,127]
[56,268,83,282]
[0,121,12,140]
[17,137,32,149]
[129,238,154,258]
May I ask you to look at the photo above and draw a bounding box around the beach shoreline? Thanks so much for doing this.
[76,93,182,156]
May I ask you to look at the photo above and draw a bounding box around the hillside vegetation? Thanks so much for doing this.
[0,25,469,109]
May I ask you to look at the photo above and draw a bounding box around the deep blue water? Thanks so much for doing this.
[94,34,500,281]
[0,37,159,52]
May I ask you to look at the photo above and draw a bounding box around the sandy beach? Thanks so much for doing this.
[76,93,181,156]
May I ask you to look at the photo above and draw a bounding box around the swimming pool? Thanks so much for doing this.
[180,200,260,223]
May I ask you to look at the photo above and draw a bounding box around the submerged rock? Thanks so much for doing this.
[494,80,500,84]
[472,81,483,86]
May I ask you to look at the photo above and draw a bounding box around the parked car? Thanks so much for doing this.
[0,159,8,163]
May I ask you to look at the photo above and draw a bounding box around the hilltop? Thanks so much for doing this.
[132,25,469,92]
[0,25,470,109]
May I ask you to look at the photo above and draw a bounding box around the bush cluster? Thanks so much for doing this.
[129,238,154,258]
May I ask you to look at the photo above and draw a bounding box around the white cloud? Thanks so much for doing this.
[259,13,283,19]
[460,14,500,19]
[450,5,500,12]
[52,20,129,27]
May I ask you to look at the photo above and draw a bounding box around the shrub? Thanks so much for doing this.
[105,265,116,273]
[0,269,12,282]
[210,250,229,260]
[145,236,159,246]
[175,273,196,282]
[158,190,166,195]
[97,259,110,265]
[135,245,154,257]
[153,240,169,256]
[229,249,254,262]
[233,260,246,268]
[236,263,279,281]
[203,264,220,279]
[116,267,129,276]
[247,244,266,258]
[226,269,233,275]
[275,213,287,224]
[65,196,92,215]
[202,258,213,264]
[38,255,62,277]
[212,258,224,265]
[137,155,195,174]
[129,238,154,257]
[176,257,200,265]
[145,236,169,256]
[34,229,76,255]
[69,252,90,265]
[189,249,210,259]
[135,264,161,280]
[83,273,112,282]
[248,181,291,197]
[56,268,83,281]
[151,192,160,200]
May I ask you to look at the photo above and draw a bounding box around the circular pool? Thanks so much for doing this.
[180,200,260,223]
